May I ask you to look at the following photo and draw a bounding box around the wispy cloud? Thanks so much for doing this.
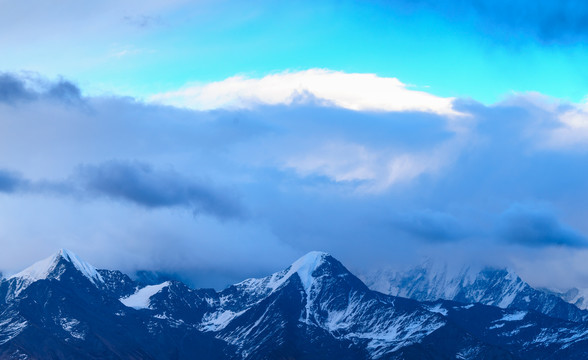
[283,140,459,192]
[544,102,588,149]
[123,14,164,29]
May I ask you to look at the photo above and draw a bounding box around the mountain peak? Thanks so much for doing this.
[295,250,330,260]
[58,248,73,258]
[57,248,104,284]
[282,251,346,294]
[288,251,331,293]
[290,251,330,272]
[230,251,337,299]
[9,248,103,287]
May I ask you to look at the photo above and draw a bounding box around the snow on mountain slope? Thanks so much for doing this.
[197,251,333,331]
[59,249,104,284]
[120,281,171,309]
[235,251,329,297]
[202,251,333,317]
[0,311,27,346]
[288,250,327,293]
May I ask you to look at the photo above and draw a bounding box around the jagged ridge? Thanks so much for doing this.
[1,250,588,359]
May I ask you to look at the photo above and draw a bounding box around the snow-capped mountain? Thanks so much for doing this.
[361,260,588,322]
[544,287,588,311]
[2,249,588,359]
[4,249,104,300]
[195,252,451,359]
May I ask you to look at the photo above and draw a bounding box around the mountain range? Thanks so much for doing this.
[361,259,588,323]
[1,249,588,359]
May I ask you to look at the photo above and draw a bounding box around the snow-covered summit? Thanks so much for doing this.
[199,251,345,331]
[232,251,335,297]
[8,248,103,289]
[284,251,330,293]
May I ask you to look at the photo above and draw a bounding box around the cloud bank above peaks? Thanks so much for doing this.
[149,69,460,116]
[3,71,588,288]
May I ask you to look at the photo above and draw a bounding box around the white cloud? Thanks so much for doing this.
[283,140,459,192]
[284,143,377,183]
[149,69,460,115]
[544,102,588,149]
[501,92,588,151]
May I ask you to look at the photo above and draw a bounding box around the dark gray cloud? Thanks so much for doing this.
[392,210,467,243]
[0,169,28,193]
[75,161,243,219]
[46,80,82,104]
[0,73,82,105]
[0,160,243,221]
[386,0,588,44]
[498,204,588,248]
[0,74,34,103]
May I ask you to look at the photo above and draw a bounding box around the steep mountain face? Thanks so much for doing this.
[199,252,451,359]
[1,249,588,359]
[362,260,588,323]
[97,268,137,298]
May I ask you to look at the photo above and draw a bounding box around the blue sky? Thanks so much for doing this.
[2,0,587,103]
[1,0,588,289]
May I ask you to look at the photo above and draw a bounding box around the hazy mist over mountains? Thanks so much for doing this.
[2,0,588,357]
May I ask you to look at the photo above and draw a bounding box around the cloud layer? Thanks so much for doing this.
[1,71,588,290]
